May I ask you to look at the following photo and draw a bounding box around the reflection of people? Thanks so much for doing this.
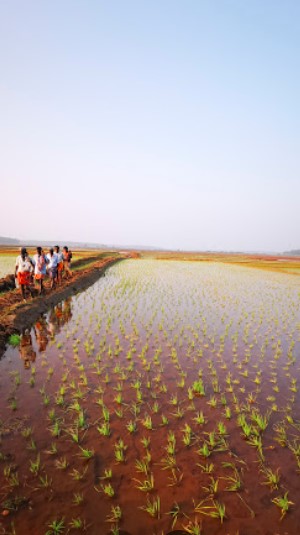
[47,298,73,337]
[48,306,61,337]
[15,248,34,301]
[62,297,72,323]
[33,247,49,295]
[19,329,36,368]
[34,315,49,351]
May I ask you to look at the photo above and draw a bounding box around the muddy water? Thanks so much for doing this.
[0,259,300,535]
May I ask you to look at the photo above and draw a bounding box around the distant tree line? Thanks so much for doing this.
[283,250,300,256]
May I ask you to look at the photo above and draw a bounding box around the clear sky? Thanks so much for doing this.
[0,1,299,251]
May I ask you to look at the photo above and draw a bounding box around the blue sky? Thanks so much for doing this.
[0,1,299,251]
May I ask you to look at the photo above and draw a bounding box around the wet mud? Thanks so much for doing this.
[0,260,299,535]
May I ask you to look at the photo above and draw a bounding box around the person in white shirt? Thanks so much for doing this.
[54,245,64,285]
[15,247,34,301]
[46,248,58,289]
[33,247,49,295]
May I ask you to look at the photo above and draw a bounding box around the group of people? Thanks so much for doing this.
[15,245,73,300]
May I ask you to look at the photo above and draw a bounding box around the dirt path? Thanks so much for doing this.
[0,255,125,357]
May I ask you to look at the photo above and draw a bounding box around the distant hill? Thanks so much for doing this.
[283,250,300,256]
[0,236,161,251]
[0,236,20,245]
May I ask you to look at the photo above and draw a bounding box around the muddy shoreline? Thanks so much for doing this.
[0,256,124,358]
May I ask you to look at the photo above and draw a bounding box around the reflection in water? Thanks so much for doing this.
[48,298,73,337]
[33,298,73,352]
[34,315,50,352]
[19,329,36,369]
[19,298,73,367]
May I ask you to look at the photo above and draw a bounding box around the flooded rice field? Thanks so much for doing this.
[0,259,300,535]
[0,256,14,279]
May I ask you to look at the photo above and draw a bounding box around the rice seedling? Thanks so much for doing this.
[77,409,87,429]
[172,405,185,419]
[251,410,270,432]
[7,332,21,349]
[167,467,183,486]
[247,435,264,460]
[106,505,122,523]
[70,465,88,481]
[217,421,227,435]
[45,442,58,455]
[203,476,219,495]
[72,492,84,505]
[50,420,62,438]
[161,454,177,470]
[102,405,110,421]
[197,442,211,458]
[29,454,41,475]
[224,406,231,419]
[183,518,202,534]
[182,423,193,446]
[69,517,86,530]
[38,474,52,488]
[97,421,111,436]
[78,446,94,460]
[8,398,17,411]
[100,468,113,479]
[114,439,127,463]
[197,462,214,473]
[260,466,280,490]
[46,518,65,535]
[160,414,169,426]
[142,414,153,430]
[55,457,69,470]
[272,492,293,520]
[140,495,160,518]
[66,426,80,444]
[7,472,19,488]
[193,411,206,425]
[223,472,242,492]
[13,372,21,387]
[166,501,188,528]
[21,426,32,438]
[27,437,37,451]
[135,458,150,474]
[126,420,137,433]
[207,396,217,408]
[133,472,155,491]
[114,407,124,418]
[100,482,115,498]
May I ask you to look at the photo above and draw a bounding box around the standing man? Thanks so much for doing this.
[62,246,73,279]
[47,248,58,289]
[15,247,34,301]
[33,247,48,295]
[54,245,64,285]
